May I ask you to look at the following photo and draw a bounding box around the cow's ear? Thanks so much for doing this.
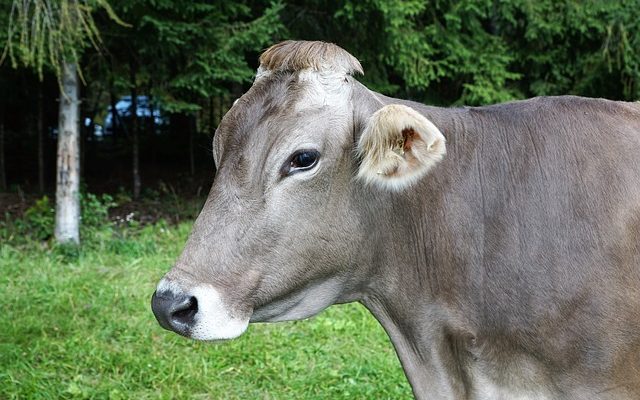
[356,104,446,191]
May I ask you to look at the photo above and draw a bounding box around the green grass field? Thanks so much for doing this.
[0,221,411,399]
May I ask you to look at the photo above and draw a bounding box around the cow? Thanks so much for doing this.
[151,41,640,399]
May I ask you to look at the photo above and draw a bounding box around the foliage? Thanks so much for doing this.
[283,0,640,105]
[0,193,116,243]
[101,0,285,114]
[0,0,125,80]
[0,221,411,399]
[2,1,640,192]
[499,0,640,100]
[80,192,117,240]
[14,195,54,241]
[280,0,521,104]
[2,1,639,113]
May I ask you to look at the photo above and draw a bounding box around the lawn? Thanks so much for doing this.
[0,220,411,399]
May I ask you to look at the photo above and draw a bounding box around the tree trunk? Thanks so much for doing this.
[54,62,81,244]
[0,105,6,192]
[83,86,102,184]
[38,85,45,193]
[109,89,119,141]
[130,63,141,199]
[189,114,195,176]
[149,93,157,136]
[148,92,158,166]
[80,109,86,182]
[209,96,215,136]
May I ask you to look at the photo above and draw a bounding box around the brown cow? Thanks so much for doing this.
[152,41,640,399]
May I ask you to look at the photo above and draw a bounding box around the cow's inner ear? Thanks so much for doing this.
[356,104,446,191]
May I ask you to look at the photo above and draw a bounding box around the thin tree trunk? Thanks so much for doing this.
[54,62,81,244]
[79,89,86,182]
[83,86,102,184]
[149,93,156,136]
[189,114,195,176]
[148,92,157,166]
[109,89,118,141]
[80,109,86,181]
[38,84,45,193]
[130,63,140,199]
[0,105,6,192]
[209,96,215,136]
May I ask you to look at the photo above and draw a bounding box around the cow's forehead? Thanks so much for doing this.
[212,75,291,165]
[213,71,353,167]
[213,40,362,164]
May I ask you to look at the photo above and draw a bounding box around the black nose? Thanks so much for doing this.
[151,290,198,335]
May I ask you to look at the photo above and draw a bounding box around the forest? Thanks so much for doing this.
[2,2,640,398]
[1,0,639,209]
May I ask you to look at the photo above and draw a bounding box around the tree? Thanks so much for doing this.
[0,98,5,192]
[37,82,45,193]
[1,0,638,202]
[98,0,284,194]
[0,6,9,192]
[1,0,123,243]
[283,0,640,105]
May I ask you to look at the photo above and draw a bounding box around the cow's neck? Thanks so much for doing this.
[361,292,464,399]
[356,184,474,399]
[351,95,477,398]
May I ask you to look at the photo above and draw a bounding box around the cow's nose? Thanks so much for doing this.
[151,290,198,335]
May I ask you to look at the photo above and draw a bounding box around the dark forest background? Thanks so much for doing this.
[1,0,639,202]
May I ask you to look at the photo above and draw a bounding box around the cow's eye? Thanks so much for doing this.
[291,151,318,169]
[284,150,320,175]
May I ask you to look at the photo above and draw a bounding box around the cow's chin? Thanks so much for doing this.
[249,275,347,323]
[187,286,251,341]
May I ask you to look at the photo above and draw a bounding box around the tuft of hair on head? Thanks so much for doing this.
[257,40,363,79]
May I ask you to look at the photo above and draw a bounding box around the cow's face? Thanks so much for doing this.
[151,41,446,340]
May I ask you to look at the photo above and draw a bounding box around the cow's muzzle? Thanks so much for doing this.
[151,290,198,336]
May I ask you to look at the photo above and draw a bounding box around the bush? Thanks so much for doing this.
[80,193,117,241]
[19,196,55,241]
[1,193,117,245]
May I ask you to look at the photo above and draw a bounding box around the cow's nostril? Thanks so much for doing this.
[171,296,198,326]
[151,290,198,335]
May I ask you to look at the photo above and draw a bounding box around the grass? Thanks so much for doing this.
[0,221,411,399]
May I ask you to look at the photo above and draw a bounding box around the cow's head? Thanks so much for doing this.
[151,41,446,340]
